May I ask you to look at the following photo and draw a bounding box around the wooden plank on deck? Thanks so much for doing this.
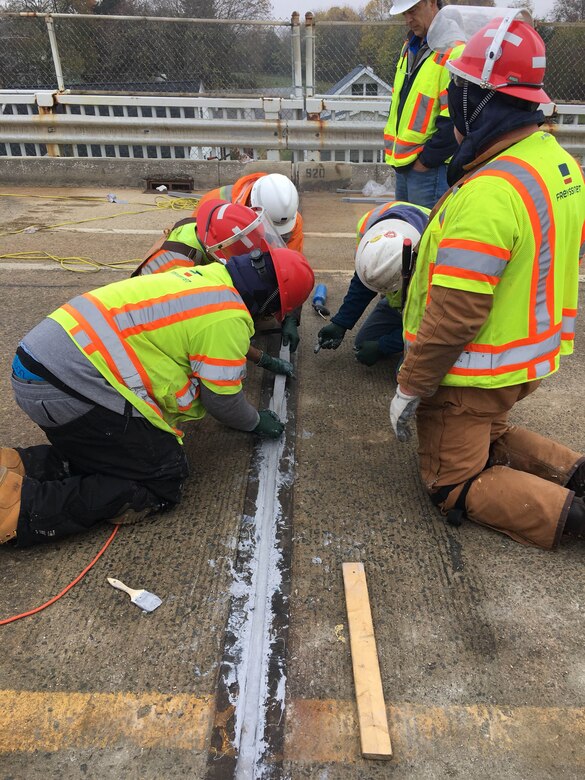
[342,561,392,760]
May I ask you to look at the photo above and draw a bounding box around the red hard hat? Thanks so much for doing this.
[197,198,267,262]
[265,241,315,321]
[447,18,550,104]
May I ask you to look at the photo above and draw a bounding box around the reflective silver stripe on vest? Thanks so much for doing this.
[563,313,576,335]
[142,251,191,275]
[409,94,433,134]
[111,287,243,333]
[176,380,199,409]
[67,295,157,407]
[385,137,424,155]
[435,247,508,279]
[534,358,553,378]
[452,329,561,372]
[190,356,246,383]
[476,158,553,335]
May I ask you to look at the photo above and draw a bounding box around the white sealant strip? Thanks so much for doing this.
[233,343,290,780]
[43,226,355,238]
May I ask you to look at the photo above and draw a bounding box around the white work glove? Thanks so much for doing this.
[390,387,421,442]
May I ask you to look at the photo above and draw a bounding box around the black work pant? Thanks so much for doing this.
[16,403,189,547]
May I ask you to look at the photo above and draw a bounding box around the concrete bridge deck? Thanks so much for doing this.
[0,187,584,780]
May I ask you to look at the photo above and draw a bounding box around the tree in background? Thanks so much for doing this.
[313,6,363,88]
[548,0,584,20]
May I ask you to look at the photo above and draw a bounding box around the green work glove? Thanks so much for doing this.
[257,351,295,378]
[354,340,382,366]
[317,322,346,350]
[253,409,285,439]
[281,315,300,353]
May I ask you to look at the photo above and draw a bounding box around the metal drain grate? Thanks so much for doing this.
[144,176,194,193]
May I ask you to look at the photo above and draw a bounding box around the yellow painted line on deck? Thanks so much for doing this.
[285,699,585,765]
[3,691,585,765]
[0,690,213,752]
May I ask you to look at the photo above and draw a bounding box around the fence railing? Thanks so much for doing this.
[1,13,584,165]
[1,12,585,102]
[1,90,584,165]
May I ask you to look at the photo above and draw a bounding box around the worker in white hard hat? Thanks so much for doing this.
[316,200,429,366]
[384,0,463,208]
[390,11,585,550]
[195,172,304,353]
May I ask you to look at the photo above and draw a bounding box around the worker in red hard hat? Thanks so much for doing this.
[391,11,585,550]
[0,243,314,548]
[195,172,305,354]
[134,199,303,378]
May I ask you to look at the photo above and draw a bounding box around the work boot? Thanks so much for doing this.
[0,447,25,477]
[564,495,585,538]
[0,465,23,544]
[566,460,585,498]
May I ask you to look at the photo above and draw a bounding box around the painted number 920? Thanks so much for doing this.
[305,167,325,179]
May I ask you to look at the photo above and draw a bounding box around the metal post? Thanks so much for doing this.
[303,12,318,162]
[291,12,302,100]
[304,12,315,99]
[45,15,65,92]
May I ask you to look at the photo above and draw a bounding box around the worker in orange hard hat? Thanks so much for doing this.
[195,172,305,354]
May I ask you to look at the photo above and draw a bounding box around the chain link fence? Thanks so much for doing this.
[313,20,585,103]
[1,13,584,102]
[0,13,295,96]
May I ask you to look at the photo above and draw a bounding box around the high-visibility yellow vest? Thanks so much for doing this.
[356,200,430,240]
[50,264,254,440]
[403,131,585,388]
[136,218,208,276]
[357,200,431,308]
[384,42,463,167]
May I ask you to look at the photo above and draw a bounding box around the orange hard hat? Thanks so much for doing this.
[266,241,315,321]
[447,17,550,103]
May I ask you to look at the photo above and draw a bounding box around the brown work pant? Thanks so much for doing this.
[416,382,584,549]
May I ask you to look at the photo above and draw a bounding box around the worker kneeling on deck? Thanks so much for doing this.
[317,200,429,365]
[0,243,314,548]
[135,199,298,377]
[390,13,585,549]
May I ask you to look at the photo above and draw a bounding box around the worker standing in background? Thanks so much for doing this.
[0,244,314,548]
[385,0,462,208]
[134,200,297,378]
[316,200,429,365]
[390,16,585,549]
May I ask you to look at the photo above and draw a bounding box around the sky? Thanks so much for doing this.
[270,0,558,21]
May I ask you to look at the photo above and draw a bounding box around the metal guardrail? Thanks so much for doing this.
[1,91,584,163]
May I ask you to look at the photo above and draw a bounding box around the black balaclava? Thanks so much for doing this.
[226,250,281,320]
[446,78,544,186]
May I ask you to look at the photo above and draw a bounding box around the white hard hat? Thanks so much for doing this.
[250,173,299,237]
[389,0,422,16]
[355,219,422,294]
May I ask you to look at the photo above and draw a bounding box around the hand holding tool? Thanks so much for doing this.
[107,578,162,612]
[317,322,346,350]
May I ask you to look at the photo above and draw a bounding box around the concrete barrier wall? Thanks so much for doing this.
[0,158,393,192]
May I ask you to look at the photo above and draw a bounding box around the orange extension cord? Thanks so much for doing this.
[0,525,120,626]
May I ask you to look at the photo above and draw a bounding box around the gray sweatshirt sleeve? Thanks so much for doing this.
[199,383,260,432]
